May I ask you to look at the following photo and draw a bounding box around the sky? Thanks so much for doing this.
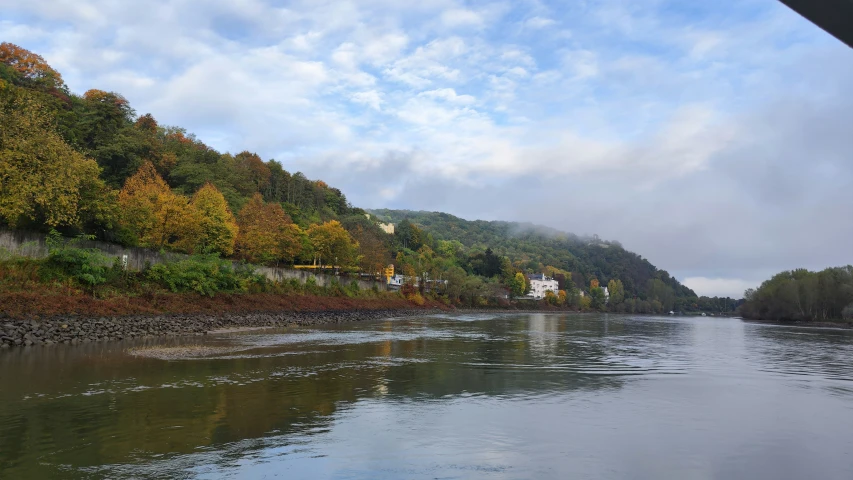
[3,0,852,298]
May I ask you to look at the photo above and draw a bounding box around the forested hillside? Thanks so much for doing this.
[371,209,700,307]
[0,42,383,271]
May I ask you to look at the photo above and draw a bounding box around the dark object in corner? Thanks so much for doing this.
[778,0,853,48]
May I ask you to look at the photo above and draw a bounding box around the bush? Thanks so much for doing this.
[304,276,319,295]
[146,254,261,296]
[407,292,425,306]
[44,230,114,292]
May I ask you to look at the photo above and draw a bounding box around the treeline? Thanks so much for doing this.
[741,267,853,322]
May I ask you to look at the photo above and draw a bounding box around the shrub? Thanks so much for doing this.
[146,254,260,296]
[304,276,319,294]
[407,292,425,306]
[44,230,114,292]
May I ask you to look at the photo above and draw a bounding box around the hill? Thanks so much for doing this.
[371,209,697,304]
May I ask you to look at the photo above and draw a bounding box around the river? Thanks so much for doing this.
[1,313,852,479]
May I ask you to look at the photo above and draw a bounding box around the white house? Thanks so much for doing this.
[526,273,559,300]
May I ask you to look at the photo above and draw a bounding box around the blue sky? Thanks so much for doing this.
[3,0,852,297]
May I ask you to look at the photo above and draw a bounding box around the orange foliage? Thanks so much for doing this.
[117,162,200,251]
[236,193,301,264]
[84,89,129,107]
[0,42,63,88]
[135,113,158,134]
[590,278,600,290]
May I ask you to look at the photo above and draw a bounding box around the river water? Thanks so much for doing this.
[1,313,852,479]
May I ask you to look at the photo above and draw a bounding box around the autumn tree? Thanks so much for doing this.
[307,220,359,268]
[590,278,600,290]
[191,183,238,255]
[607,279,625,305]
[117,162,200,251]
[0,85,106,228]
[236,193,302,264]
[510,272,527,298]
[352,225,390,277]
[0,42,64,89]
[235,151,271,193]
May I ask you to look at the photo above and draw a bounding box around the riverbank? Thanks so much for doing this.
[742,318,853,330]
[0,308,449,348]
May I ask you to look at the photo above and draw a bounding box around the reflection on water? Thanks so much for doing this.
[1,314,853,479]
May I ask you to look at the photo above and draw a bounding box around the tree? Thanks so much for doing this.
[234,151,271,193]
[191,183,238,255]
[117,162,200,251]
[236,193,302,264]
[646,278,676,312]
[306,220,359,268]
[0,42,64,89]
[395,219,422,250]
[0,85,106,228]
[545,290,558,305]
[607,279,625,305]
[590,287,606,310]
[590,278,600,290]
[352,225,390,277]
[444,266,468,304]
[510,272,527,298]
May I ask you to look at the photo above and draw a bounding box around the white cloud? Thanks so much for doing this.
[524,16,556,29]
[351,90,383,110]
[418,88,475,104]
[441,9,484,29]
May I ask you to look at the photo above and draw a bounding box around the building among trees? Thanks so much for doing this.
[526,274,559,300]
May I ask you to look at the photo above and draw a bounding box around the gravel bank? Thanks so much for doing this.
[0,309,441,349]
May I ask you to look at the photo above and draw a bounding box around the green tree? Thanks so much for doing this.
[590,287,606,311]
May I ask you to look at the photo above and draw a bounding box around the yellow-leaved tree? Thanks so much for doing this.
[0,84,106,227]
[236,193,301,264]
[191,183,238,256]
[117,162,200,251]
[306,220,359,268]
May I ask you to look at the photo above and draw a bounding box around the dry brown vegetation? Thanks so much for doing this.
[0,291,448,319]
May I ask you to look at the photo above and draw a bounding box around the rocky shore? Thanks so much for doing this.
[0,309,443,348]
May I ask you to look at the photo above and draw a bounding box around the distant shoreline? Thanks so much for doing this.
[741,318,853,330]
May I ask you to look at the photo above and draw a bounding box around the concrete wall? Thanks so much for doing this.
[0,228,386,291]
